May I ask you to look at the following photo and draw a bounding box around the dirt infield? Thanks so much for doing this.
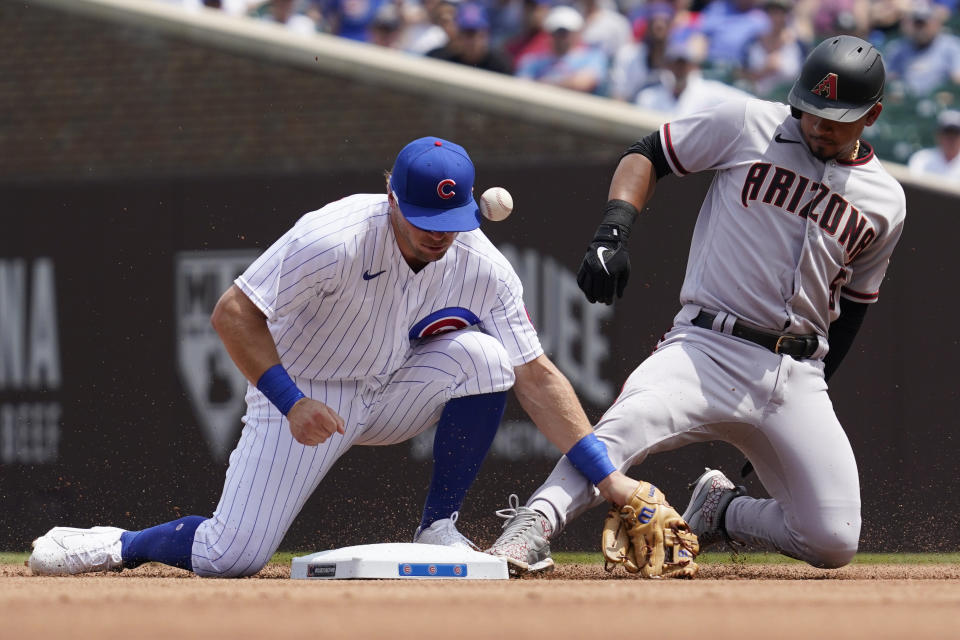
[3,562,959,640]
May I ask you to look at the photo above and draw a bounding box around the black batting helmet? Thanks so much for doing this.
[788,35,885,122]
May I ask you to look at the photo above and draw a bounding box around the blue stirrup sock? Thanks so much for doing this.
[120,515,205,571]
[418,391,507,531]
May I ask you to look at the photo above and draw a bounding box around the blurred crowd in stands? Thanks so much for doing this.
[156,0,960,180]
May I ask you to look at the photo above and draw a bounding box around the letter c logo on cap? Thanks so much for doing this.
[437,179,456,199]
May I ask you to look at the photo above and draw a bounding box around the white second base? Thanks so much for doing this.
[290,543,509,580]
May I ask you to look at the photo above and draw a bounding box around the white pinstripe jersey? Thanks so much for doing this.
[235,193,543,383]
[660,98,906,336]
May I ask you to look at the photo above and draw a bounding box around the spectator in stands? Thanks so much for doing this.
[255,0,318,34]
[933,0,957,21]
[367,2,405,47]
[627,0,702,42]
[515,5,609,95]
[867,0,910,46]
[635,34,752,114]
[885,0,960,95]
[697,0,770,69]
[665,0,702,38]
[487,0,526,50]
[398,0,460,54]
[803,0,871,41]
[427,2,513,73]
[609,1,674,102]
[504,0,554,66]
[580,0,634,60]
[317,0,387,40]
[740,0,806,97]
[153,0,258,15]
[908,109,960,178]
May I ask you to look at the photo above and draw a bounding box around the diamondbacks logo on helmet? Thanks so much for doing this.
[437,179,456,199]
[812,73,838,100]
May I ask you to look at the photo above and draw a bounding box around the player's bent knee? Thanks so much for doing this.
[443,331,515,391]
[803,539,858,569]
[191,532,276,578]
[192,554,271,578]
[796,521,860,569]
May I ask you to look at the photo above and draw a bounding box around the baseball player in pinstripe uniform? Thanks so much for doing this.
[28,136,615,577]
[488,36,907,574]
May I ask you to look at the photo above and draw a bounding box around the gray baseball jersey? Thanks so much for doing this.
[663,98,905,338]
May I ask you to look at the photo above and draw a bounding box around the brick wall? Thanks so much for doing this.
[2,1,627,183]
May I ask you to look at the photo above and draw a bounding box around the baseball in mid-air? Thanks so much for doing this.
[479,187,514,222]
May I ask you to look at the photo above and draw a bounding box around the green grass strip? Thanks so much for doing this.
[847,553,960,565]
[0,552,29,565]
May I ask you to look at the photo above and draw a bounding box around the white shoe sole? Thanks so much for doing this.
[505,556,555,577]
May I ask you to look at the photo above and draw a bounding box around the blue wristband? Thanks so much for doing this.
[256,364,306,415]
[566,433,617,485]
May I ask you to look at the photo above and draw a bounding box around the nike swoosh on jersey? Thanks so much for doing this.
[362,269,386,280]
[774,133,802,144]
[596,247,612,275]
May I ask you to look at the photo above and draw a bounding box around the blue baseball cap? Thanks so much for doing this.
[390,137,481,232]
[457,3,490,30]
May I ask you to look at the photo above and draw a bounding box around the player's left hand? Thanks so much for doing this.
[286,398,346,446]
[577,223,631,305]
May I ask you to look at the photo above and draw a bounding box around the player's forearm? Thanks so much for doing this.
[211,285,284,384]
[823,298,869,381]
[515,354,623,493]
[512,355,593,453]
[608,152,657,212]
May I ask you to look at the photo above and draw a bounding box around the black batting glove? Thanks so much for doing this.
[577,224,631,304]
[577,200,639,305]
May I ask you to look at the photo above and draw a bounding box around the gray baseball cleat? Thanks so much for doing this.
[682,468,747,551]
[29,526,126,575]
[485,494,555,577]
[413,511,479,550]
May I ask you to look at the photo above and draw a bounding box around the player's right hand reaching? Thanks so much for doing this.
[577,200,638,305]
[286,398,346,446]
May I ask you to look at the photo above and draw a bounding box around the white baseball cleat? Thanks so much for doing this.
[29,526,126,575]
[486,494,554,577]
[413,512,479,550]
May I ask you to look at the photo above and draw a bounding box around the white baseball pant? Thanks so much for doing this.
[190,330,514,577]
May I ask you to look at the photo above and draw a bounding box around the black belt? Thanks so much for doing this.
[691,311,819,359]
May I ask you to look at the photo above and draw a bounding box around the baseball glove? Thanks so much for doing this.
[601,480,700,578]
